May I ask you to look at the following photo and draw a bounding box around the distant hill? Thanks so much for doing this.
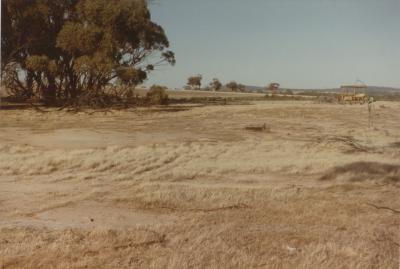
[241,85,400,95]
[296,86,400,96]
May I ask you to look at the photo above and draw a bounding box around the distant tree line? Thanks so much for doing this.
[185,75,284,94]
[1,0,175,106]
[185,76,246,92]
[183,76,298,96]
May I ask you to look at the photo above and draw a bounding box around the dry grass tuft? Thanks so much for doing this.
[319,161,400,182]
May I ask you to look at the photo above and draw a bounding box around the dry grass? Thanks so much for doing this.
[0,100,399,268]
[138,88,267,99]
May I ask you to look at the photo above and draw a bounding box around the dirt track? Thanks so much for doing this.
[0,100,399,268]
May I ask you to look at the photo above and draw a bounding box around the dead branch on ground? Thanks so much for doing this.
[365,203,400,214]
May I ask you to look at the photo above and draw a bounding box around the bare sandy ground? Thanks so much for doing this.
[0,100,399,268]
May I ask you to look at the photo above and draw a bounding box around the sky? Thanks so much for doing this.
[146,0,400,89]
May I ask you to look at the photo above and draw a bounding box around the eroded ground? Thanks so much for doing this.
[0,101,399,268]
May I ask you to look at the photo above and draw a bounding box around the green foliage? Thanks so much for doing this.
[26,55,51,73]
[1,0,175,106]
[146,85,168,105]
[209,78,222,91]
[187,75,202,90]
[116,67,147,87]
[226,81,238,92]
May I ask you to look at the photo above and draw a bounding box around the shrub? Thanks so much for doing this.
[146,85,169,105]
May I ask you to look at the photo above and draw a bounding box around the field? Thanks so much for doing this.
[0,98,399,268]
[149,88,267,98]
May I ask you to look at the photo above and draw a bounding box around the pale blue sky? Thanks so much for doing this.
[146,0,400,89]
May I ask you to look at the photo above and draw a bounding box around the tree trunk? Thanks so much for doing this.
[26,71,34,98]
[43,75,56,106]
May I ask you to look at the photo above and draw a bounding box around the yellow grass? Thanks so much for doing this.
[0,100,399,268]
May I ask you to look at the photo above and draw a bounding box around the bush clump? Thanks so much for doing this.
[146,85,169,105]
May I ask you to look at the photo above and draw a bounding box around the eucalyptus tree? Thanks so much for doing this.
[226,81,238,92]
[209,78,222,91]
[187,75,202,90]
[1,0,175,105]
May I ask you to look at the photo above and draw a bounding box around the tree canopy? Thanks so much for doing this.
[1,0,175,105]
[238,83,246,92]
[209,78,222,91]
[226,81,238,92]
[187,75,202,90]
